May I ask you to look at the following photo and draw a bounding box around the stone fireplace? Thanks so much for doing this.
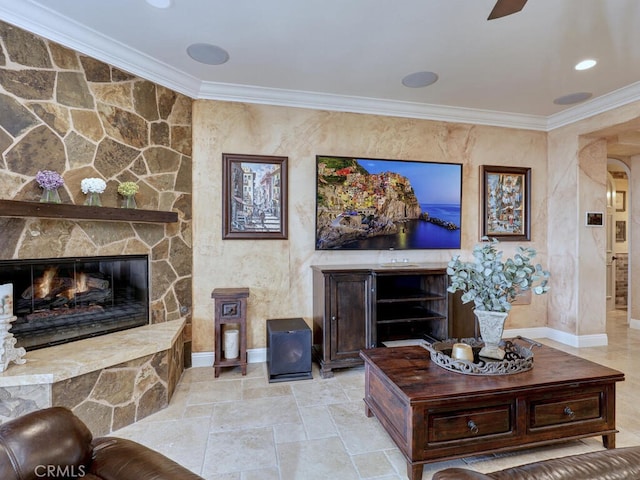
[0,21,193,433]
[0,19,193,353]
[2,255,149,351]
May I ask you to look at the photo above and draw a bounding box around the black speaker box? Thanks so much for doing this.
[266,318,312,383]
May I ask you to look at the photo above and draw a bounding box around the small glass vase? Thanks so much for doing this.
[84,192,102,206]
[40,188,61,204]
[121,194,137,209]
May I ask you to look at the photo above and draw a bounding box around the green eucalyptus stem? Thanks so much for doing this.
[447,237,550,312]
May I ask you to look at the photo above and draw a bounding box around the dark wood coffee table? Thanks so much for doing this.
[360,344,624,480]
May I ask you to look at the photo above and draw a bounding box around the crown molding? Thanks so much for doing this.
[546,81,640,131]
[197,81,549,131]
[0,1,636,133]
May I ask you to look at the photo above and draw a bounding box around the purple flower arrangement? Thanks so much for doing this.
[35,170,65,190]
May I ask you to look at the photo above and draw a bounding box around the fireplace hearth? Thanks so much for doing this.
[0,255,149,350]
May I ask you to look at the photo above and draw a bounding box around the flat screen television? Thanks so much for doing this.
[315,155,462,250]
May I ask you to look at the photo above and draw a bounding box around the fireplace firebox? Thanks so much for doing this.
[0,255,149,351]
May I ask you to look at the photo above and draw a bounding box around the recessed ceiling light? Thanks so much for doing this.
[402,71,439,88]
[145,0,172,8]
[186,43,230,65]
[575,59,597,71]
[553,92,593,105]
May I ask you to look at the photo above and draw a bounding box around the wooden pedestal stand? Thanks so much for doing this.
[211,288,249,378]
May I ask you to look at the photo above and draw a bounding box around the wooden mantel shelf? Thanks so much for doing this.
[0,199,178,223]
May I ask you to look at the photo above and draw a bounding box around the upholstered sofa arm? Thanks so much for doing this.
[91,437,204,480]
[0,406,93,480]
[0,407,204,480]
[433,446,640,480]
[431,469,492,479]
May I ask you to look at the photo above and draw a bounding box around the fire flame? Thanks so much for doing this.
[59,273,89,300]
[35,268,89,300]
[76,273,88,293]
[35,267,57,298]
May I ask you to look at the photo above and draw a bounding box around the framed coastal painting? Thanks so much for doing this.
[481,165,531,241]
[222,153,288,239]
[315,155,462,250]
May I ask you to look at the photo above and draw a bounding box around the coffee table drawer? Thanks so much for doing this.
[428,404,513,443]
[530,393,602,428]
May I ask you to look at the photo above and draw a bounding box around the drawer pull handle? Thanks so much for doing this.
[467,420,479,434]
[564,406,575,419]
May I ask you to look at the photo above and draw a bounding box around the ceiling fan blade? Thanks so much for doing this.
[487,0,528,20]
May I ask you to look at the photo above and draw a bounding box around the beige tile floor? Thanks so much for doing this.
[114,310,640,479]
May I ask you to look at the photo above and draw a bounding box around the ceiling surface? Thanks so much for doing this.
[1,0,640,133]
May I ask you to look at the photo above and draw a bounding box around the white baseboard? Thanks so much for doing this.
[249,347,267,363]
[504,327,608,347]
[191,347,267,368]
[191,329,608,367]
[190,351,213,368]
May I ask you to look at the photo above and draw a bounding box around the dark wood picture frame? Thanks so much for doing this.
[222,153,288,239]
[585,212,604,227]
[481,165,531,241]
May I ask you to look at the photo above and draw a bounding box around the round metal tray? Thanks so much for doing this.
[422,336,541,375]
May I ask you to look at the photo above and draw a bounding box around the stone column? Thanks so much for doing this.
[629,155,640,328]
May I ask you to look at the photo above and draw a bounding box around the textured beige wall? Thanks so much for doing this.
[548,99,640,337]
[631,156,640,324]
[192,100,549,352]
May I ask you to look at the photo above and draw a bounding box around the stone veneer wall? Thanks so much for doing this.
[0,22,194,354]
[52,340,184,435]
[0,333,183,435]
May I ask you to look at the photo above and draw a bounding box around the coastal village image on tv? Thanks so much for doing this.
[315,156,462,250]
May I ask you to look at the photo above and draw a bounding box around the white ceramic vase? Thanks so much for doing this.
[474,309,508,360]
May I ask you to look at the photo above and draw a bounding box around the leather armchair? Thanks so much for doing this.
[0,406,204,480]
[432,445,640,480]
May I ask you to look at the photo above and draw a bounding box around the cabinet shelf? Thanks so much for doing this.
[377,289,445,303]
[377,317,446,325]
[374,270,448,345]
[0,199,178,224]
[377,306,446,324]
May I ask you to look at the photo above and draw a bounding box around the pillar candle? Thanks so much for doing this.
[224,328,239,359]
[451,342,474,362]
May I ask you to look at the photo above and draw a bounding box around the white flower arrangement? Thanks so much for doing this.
[81,177,106,194]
